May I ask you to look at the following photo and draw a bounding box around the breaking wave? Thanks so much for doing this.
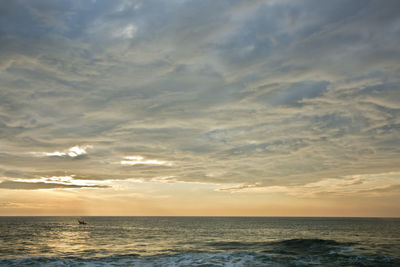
[1,239,399,267]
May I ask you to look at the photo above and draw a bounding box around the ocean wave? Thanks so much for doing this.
[207,238,356,254]
[0,253,265,267]
[1,250,399,267]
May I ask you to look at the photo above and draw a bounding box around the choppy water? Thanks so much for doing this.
[0,217,399,266]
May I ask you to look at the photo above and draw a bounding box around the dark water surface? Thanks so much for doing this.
[0,217,399,266]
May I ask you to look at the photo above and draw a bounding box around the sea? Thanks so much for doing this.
[0,217,399,266]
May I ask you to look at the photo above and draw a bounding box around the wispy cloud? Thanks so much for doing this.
[218,172,400,198]
[114,24,137,39]
[120,156,173,166]
[0,175,109,190]
[30,145,92,158]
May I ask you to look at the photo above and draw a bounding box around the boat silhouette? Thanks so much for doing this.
[78,219,87,225]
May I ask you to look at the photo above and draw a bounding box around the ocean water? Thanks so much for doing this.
[0,217,399,266]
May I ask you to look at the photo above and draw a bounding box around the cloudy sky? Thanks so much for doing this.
[1,0,399,216]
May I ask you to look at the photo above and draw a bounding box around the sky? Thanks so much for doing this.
[0,0,399,216]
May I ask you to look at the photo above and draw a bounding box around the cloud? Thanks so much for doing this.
[218,172,400,198]
[262,81,330,106]
[0,180,108,190]
[114,24,137,39]
[0,0,399,200]
[0,175,110,190]
[31,145,92,158]
[120,156,173,166]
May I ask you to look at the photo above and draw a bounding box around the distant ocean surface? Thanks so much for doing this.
[0,217,399,266]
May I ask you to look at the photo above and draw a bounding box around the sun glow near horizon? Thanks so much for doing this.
[1,171,399,217]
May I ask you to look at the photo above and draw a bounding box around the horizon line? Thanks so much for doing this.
[1,215,399,218]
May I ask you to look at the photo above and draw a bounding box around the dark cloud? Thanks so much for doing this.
[261,81,330,106]
[0,180,109,190]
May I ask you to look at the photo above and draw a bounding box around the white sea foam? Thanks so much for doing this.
[0,253,279,267]
[1,252,399,267]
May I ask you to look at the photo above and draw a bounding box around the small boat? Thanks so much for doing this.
[78,220,87,225]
